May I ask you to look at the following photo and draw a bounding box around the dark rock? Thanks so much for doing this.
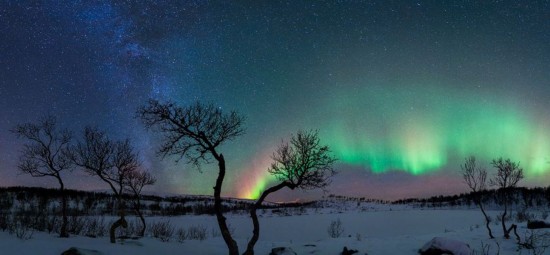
[419,237,471,255]
[527,220,550,229]
[419,248,453,255]
[61,247,102,255]
[269,247,297,255]
[341,246,359,255]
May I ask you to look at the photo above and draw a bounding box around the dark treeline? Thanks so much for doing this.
[5,186,550,215]
[393,186,550,209]
[325,194,391,204]
[0,186,303,217]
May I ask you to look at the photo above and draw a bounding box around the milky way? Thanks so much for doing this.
[1,1,549,201]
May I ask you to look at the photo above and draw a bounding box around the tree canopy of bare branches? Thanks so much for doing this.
[138,99,244,255]
[267,130,337,191]
[491,158,524,190]
[463,156,488,192]
[244,130,337,255]
[11,115,73,238]
[461,156,493,238]
[138,100,245,167]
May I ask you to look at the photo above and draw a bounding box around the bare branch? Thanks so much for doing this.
[268,130,337,191]
[462,156,488,192]
[11,115,73,179]
[137,99,245,166]
[71,127,115,187]
[71,127,140,197]
[490,157,524,189]
[125,169,156,196]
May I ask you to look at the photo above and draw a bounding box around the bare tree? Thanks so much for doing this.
[138,99,244,255]
[71,127,139,243]
[11,116,73,238]
[125,169,156,237]
[461,156,494,239]
[491,157,524,240]
[244,130,337,255]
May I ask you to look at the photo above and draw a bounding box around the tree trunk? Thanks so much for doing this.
[505,224,520,242]
[109,196,128,243]
[243,182,289,255]
[136,201,146,237]
[109,216,128,243]
[502,193,509,239]
[58,178,69,238]
[477,199,494,239]
[213,154,239,255]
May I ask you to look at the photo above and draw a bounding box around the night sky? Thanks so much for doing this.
[1,1,549,201]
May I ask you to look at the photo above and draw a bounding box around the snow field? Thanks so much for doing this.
[1,208,542,254]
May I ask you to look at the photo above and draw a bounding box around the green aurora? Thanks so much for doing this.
[237,81,550,200]
[320,82,550,177]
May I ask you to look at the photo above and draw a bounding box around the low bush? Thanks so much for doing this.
[186,225,207,241]
[327,218,344,238]
[149,220,174,242]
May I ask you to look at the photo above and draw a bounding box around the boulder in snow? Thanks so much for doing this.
[527,220,550,229]
[269,247,297,255]
[341,246,359,255]
[419,237,471,255]
[61,247,103,255]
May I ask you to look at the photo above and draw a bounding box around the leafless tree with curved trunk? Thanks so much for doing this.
[490,157,524,240]
[138,99,245,255]
[125,169,156,237]
[461,156,494,239]
[243,130,337,255]
[11,116,73,238]
[71,127,139,243]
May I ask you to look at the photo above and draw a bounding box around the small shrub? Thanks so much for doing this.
[541,210,549,221]
[116,218,140,238]
[67,215,85,235]
[186,224,207,241]
[327,218,344,238]
[46,215,60,234]
[211,227,221,238]
[176,227,187,243]
[30,213,48,232]
[472,240,500,255]
[0,214,12,231]
[516,211,535,223]
[83,217,106,238]
[519,230,550,255]
[228,223,235,236]
[150,220,174,242]
[9,221,33,240]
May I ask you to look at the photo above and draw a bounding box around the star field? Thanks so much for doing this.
[1,1,549,201]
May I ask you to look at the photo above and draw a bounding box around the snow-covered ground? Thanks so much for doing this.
[1,207,545,254]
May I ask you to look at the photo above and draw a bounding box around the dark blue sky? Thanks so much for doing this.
[1,1,549,200]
